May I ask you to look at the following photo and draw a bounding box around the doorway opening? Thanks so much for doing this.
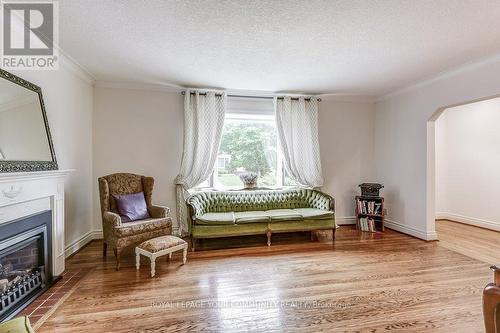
[427,96,500,245]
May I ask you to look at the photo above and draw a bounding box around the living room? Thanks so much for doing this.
[0,1,500,332]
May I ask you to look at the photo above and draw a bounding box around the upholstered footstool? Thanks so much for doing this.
[135,235,188,277]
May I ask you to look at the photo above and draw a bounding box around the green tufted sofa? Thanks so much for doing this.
[186,189,336,250]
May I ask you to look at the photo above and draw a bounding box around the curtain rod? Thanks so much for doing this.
[181,91,321,102]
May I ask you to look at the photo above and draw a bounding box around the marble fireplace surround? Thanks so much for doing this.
[0,170,72,277]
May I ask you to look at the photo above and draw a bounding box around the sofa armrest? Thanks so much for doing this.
[309,190,335,212]
[149,205,170,218]
[186,202,196,234]
[103,211,122,227]
[325,194,335,211]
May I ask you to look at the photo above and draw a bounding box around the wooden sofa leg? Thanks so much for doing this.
[191,237,196,252]
[113,248,121,270]
[103,242,107,257]
[332,228,336,243]
[266,231,272,246]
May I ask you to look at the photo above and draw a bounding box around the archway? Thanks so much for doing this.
[426,96,500,238]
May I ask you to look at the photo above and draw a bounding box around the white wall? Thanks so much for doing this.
[435,98,500,231]
[10,61,94,251]
[92,88,376,231]
[374,56,500,240]
[434,110,447,213]
[319,100,375,223]
[92,87,183,232]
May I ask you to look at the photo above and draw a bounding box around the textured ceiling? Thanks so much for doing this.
[59,0,500,97]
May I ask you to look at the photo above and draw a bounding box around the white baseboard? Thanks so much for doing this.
[385,218,438,241]
[436,212,500,232]
[64,229,103,258]
[64,231,94,257]
[92,229,103,239]
[336,216,356,225]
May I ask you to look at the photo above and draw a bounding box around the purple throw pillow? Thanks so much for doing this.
[113,192,150,222]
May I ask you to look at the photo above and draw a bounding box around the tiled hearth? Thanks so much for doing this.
[20,268,90,326]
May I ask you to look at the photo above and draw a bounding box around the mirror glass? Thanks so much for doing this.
[0,78,52,161]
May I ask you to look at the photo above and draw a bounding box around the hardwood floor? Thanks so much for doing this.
[436,219,500,264]
[36,226,492,332]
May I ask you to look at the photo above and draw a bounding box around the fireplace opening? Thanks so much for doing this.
[0,211,52,322]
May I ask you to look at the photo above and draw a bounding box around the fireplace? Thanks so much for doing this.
[0,211,52,321]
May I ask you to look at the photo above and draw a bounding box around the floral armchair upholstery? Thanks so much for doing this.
[98,173,172,269]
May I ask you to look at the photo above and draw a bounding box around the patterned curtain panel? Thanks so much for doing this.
[175,90,227,235]
[275,96,324,188]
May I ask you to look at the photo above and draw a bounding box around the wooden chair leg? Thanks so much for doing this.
[266,230,272,246]
[483,283,500,333]
[183,245,187,264]
[484,265,500,333]
[135,250,140,270]
[103,242,107,257]
[113,248,121,270]
[150,258,156,277]
[191,237,196,252]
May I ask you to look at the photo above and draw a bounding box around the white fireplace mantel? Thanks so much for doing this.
[0,170,74,277]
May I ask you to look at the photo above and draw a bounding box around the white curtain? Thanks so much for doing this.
[275,96,324,188]
[175,90,226,235]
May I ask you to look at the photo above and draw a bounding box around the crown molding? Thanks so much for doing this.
[6,10,96,85]
[94,84,309,97]
[377,52,500,102]
[94,80,184,92]
[93,83,377,103]
[58,51,96,85]
[225,88,280,98]
[224,88,325,98]
[226,89,376,102]
[318,93,375,103]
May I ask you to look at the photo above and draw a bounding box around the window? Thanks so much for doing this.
[217,154,231,172]
[217,116,278,187]
[194,97,297,189]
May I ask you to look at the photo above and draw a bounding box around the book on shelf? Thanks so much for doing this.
[356,198,383,216]
[358,217,377,232]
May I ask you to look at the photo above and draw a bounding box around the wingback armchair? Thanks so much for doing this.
[98,173,172,269]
